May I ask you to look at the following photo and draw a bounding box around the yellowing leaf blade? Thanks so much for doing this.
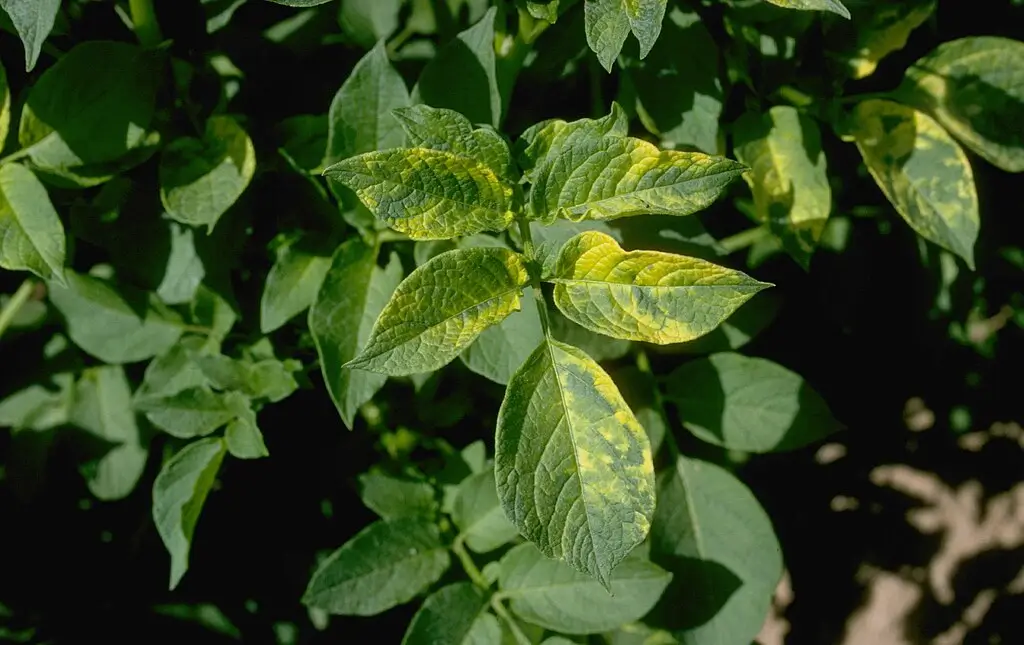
[851,99,979,268]
[495,337,656,586]
[346,247,528,375]
[325,148,517,240]
[551,231,771,344]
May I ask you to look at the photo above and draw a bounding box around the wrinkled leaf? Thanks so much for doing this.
[347,247,528,375]
[584,0,668,72]
[393,105,514,180]
[851,99,979,268]
[402,583,492,645]
[734,106,832,269]
[48,271,184,364]
[0,162,66,282]
[551,231,771,344]
[310,240,402,428]
[650,455,782,645]
[153,437,227,590]
[495,337,655,586]
[0,0,61,71]
[452,466,520,553]
[898,36,1024,172]
[303,517,451,615]
[498,542,672,634]
[325,39,409,165]
[71,366,147,501]
[160,116,256,232]
[18,41,159,170]
[664,352,840,452]
[459,286,544,386]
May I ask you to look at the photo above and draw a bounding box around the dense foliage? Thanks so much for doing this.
[1,0,1022,643]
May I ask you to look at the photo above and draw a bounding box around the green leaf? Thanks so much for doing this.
[851,99,979,268]
[412,7,502,127]
[401,583,493,645]
[325,146,518,240]
[393,105,515,180]
[0,378,72,432]
[525,219,621,279]
[650,455,782,645]
[601,623,677,645]
[134,338,210,404]
[47,271,184,364]
[324,39,409,165]
[160,116,256,232]
[826,0,935,80]
[196,354,299,403]
[550,231,771,344]
[346,247,528,376]
[762,0,850,19]
[152,437,228,590]
[522,106,745,223]
[302,517,451,615]
[224,401,268,459]
[459,286,545,386]
[498,542,672,634]
[734,106,832,269]
[628,8,723,155]
[452,466,520,553]
[157,224,206,305]
[495,337,656,586]
[898,36,1024,172]
[70,366,147,501]
[0,162,66,282]
[339,0,403,49]
[0,58,10,145]
[137,387,237,439]
[260,238,333,333]
[358,470,438,520]
[584,0,668,72]
[18,41,159,170]
[265,0,334,5]
[664,352,840,452]
[309,239,403,429]
[0,0,61,70]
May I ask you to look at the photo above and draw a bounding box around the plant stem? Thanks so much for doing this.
[129,0,163,48]
[385,23,416,57]
[516,217,552,335]
[452,537,489,589]
[490,596,531,645]
[719,226,770,254]
[775,84,815,108]
[0,149,31,167]
[0,279,35,341]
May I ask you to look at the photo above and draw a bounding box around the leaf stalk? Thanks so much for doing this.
[0,279,35,341]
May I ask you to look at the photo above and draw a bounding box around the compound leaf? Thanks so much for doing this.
[498,542,672,634]
[898,36,1024,172]
[495,337,655,586]
[160,116,256,232]
[734,106,832,269]
[0,162,66,282]
[152,437,227,590]
[551,231,771,344]
[663,352,840,453]
[303,517,451,616]
[851,99,979,268]
[346,247,528,375]
[309,239,402,429]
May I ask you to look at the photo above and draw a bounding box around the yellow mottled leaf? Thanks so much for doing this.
[734,106,832,269]
[346,247,529,375]
[325,147,517,240]
[852,99,979,268]
[550,231,770,344]
[898,36,1024,172]
[495,337,656,586]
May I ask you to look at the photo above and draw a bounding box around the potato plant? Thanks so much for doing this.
[0,0,1021,644]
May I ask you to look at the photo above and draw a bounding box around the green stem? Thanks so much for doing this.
[452,537,489,589]
[0,279,35,341]
[490,596,531,645]
[775,84,815,108]
[0,149,31,167]
[129,0,163,48]
[386,23,416,57]
[719,226,770,254]
[516,217,552,336]
[377,230,410,244]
